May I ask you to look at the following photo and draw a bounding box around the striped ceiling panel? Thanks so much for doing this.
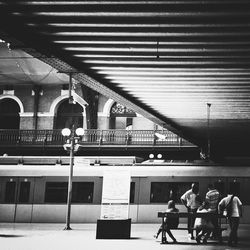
[1,1,250,158]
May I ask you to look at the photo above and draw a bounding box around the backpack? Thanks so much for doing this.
[225,195,234,218]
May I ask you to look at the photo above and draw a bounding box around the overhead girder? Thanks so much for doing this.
[1,1,250,158]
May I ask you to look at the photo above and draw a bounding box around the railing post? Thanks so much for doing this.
[17,130,21,145]
[125,130,129,145]
[99,130,103,146]
[178,136,182,148]
[153,130,156,145]
[44,131,48,146]
[32,129,35,143]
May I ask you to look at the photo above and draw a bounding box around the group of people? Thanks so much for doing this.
[154,183,243,247]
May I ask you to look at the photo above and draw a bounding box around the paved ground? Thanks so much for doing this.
[0,223,249,250]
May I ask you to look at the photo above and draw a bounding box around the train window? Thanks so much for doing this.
[45,182,68,203]
[150,182,169,203]
[229,181,240,197]
[45,182,95,203]
[4,181,16,203]
[241,178,250,205]
[214,181,225,198]
[150,182,196,203]
[171,182,198,204]
[19,181,30,203]
[130,182,135,204]
[72,182,94,203]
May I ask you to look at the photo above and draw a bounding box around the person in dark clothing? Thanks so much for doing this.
[154,200,179,244]
[169,189,177,202]
[154,189,176,240]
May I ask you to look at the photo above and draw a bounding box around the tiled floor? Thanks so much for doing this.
[0,223,249,250]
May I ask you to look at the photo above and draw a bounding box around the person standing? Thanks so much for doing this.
[205,183,220,238]
[206,184,220,212]
[218,188,242,247]
[181,183,200,239]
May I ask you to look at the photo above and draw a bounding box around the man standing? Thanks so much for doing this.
[205,184,220,238]
[206,184,220,212]
[218,188,242,247]
[181,183,199,240]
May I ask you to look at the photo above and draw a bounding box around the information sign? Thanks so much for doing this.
[100,170,130,220]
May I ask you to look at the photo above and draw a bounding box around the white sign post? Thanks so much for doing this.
[101,170,131,220]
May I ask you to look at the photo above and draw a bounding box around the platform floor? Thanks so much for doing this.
[0,223,250,250]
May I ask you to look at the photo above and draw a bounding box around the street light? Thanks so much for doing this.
[61,125,84,230]
[148,153,164,163]
[207,103,211,161]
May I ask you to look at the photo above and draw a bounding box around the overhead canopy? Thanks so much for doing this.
[0,43,69,85]
[1,1,250,159]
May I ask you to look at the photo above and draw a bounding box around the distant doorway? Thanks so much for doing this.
[109,103,136,129]
[0,98,20,129]
[54,99,83,129]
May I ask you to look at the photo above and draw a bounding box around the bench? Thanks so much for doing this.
[158,212,227,244]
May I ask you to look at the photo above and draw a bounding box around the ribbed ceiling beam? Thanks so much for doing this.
[53,39,250,45]
[82,59,250,65]
[2,0,250,156]
[45,23,250,28]
[5,1,250,5]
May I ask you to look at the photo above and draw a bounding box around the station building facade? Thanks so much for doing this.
[0,84,158,131]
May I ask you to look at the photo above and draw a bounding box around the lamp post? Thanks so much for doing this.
[61,126,84,230]
[207,103,211,161]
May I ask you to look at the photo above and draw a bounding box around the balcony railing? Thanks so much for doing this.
[0,129,195,147]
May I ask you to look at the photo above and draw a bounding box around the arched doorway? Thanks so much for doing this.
[54,100,84,129]
[109,103,136,129]
[0,98,20,129]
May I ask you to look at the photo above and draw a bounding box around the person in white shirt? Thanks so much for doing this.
[181,183,199,239]
[218,188,242,247]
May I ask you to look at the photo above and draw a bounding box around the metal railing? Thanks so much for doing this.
[0,129,194,147]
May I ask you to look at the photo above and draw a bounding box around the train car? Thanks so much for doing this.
[0,156,250,224]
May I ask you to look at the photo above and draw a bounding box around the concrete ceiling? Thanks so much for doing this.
[1,1,250,160]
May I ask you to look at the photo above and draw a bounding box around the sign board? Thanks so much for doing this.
[101,170,131,220]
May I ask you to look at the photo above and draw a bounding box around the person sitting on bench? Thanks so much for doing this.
[194,201,214,244]
[154,200,179,244]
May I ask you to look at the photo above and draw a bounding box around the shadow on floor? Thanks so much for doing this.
[159,241,224,246]
[0,234,25,238]
[96,237,141,240]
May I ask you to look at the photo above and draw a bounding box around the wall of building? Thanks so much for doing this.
[0,84,157,131]
[98,117,109,130]
[133,117,155,130]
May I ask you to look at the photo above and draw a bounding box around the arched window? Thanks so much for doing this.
[54,100,83,129]
[110,103,136,129]
[0,98,20,129]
